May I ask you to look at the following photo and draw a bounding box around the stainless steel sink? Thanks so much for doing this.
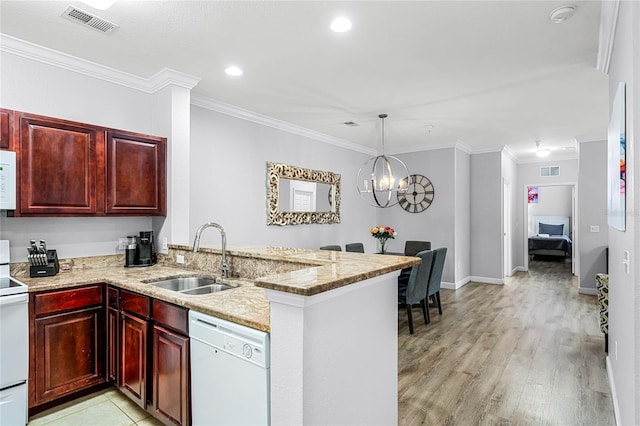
[180,284,234,295]
[147,276,235,295]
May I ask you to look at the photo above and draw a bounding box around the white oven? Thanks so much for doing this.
[0,240,28,426]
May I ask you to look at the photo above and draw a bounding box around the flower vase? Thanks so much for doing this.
[378,239,387,254]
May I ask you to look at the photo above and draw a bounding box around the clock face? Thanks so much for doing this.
[397,174,434,213]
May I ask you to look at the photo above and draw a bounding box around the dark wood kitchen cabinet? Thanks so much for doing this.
[18,113,102,215]
[106,131,166,216]
[0,108,13,150]
[29,285,105,412]
[117,289,150,409]
[107,287,190,425]
[150,299,190,426]
[8,110,166,217]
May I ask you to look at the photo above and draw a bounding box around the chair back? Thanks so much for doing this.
[320,245,342,251]
[404,241,431,256]
[404,250,435,305]
[345,242,365,253]
[426,247,447,297]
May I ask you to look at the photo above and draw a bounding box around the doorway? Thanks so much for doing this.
[523,183,577,275]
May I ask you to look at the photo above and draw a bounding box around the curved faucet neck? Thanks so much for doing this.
[192,222,228,279]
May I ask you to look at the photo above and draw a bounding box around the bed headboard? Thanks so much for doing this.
[533,215,571,236]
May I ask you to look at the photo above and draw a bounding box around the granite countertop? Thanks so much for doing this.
[170,244,421,296]
[15,245,420,332]
[16,264,270,332]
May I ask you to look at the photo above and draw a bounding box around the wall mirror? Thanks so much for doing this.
[267,162,341,226]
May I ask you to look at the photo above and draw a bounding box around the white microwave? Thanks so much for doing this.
[0,151,16,210]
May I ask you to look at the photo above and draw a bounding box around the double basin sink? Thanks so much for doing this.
[147,276,235,295]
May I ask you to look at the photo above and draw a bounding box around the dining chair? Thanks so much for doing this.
[319,245,342,251]
[345,242,365,253]
[399,240,432,280]
[398,250,434,334]
[423,247,447,324]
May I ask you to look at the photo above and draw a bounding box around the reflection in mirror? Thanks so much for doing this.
[278,179,333,212]
[267,162,341,226]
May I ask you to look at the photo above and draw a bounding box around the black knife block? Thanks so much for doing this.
[30,250,60,278]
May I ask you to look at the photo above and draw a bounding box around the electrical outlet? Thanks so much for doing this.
[176,254,185,264]
[590,225,600,233]
[162,237,168,251]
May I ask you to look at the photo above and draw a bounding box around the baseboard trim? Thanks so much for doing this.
[578,287,598,296]
[606,356,621,425]
[511,266,525,275]
[442,277,470,290]
[470,276,504,285]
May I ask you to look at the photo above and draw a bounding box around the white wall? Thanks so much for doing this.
[577,140,608,292]
[454,148,471,285]
[470,152,502,282]
[606,1,639,423]
[0,50,154,261]
[377,148,456,284]
[189,105,376,250]
[502,151,520,276]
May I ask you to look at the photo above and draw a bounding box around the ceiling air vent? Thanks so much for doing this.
[61,6,118,34]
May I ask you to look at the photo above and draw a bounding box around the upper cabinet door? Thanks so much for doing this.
[106,131,166,216]
[19,114,101,215]
[0,109,12,150]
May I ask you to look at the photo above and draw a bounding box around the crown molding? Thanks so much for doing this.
[596,0,620,74]
[0,33,200,93]
[502,145,519,163]
[575,133,607,144]
[190,94,376,155]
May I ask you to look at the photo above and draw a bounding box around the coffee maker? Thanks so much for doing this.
[125,231,157,267]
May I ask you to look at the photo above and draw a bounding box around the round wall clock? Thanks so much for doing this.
[397,174,434,213]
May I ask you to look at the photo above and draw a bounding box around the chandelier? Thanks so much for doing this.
[357,114,411,208]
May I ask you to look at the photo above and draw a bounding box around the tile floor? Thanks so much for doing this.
[27,388,163,426]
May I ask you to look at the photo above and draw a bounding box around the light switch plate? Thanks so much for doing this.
[590,225,600,233]
[118,237,129,250]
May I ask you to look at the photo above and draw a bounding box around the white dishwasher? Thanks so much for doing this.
[189,310,270,426]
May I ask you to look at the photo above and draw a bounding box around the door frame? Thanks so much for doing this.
[522,181,578,276]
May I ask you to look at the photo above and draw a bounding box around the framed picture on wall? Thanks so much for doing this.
[528,186,539,204]
[607,82,626,231]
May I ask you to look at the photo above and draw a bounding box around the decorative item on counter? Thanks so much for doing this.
[27,239,60,278]
[370,226,397,254]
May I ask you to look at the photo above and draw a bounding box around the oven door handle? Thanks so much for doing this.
[0,293,28,306]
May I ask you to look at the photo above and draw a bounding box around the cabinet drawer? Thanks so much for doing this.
[121,289,150,318]
[152,299,188,335]
[34,285,103,316]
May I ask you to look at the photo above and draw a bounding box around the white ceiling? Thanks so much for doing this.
[0,0,609,161]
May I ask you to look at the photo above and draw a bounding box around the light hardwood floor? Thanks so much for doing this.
[398,258,615,425]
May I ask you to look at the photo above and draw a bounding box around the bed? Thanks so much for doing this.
[528,215,572,259]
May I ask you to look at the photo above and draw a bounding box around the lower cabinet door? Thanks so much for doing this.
[34,306,105,404]
[120,312,148,409]
[151,325,190,426]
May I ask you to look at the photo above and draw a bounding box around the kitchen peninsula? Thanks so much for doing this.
[13,244,418,425]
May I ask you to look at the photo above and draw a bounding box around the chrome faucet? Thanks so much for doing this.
[193,222,229,279]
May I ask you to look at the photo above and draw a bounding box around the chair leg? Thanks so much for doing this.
[406,305,414,334]
[605,334,608,353]
[420,299,429,324]
[436,291,442,315]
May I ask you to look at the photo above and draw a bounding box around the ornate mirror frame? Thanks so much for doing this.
[267,162,341,226]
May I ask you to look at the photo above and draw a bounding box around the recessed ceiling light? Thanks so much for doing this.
[549,4,577,23]
[330,17,352,33]
[80,0,115,10]
[225,65,243,77]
